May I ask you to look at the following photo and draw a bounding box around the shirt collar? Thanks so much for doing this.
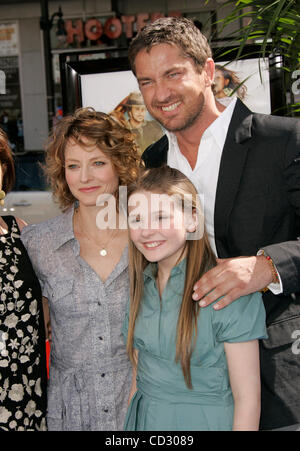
[206,96,236,149]
[143,258,187,281]
[166,96,237,153]
[52,205,76,251]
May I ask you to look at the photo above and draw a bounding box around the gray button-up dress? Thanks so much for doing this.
[21,206,132,431]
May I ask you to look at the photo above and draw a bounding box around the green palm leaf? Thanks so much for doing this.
[209,0,300,116]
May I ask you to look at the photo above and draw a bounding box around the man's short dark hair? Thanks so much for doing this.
[129,17,212,75]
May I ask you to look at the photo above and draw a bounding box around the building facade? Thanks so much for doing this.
[0,0,235,152]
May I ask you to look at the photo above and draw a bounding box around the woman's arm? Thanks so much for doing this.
[16,217,28,231]
[224,340,261,431]
[42,296,51,343]
[128,349,139,405]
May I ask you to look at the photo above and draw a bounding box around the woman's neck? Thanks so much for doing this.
[73,204,126,237]
[74,203,101,237]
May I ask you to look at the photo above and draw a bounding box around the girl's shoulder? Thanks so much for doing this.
[209,292,267,343]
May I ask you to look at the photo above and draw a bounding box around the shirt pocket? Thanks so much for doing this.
[48,279,79,317]
[51,279,74,301]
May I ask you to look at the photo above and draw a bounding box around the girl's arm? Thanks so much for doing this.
[224,340,261,431]
[128,349,139,405]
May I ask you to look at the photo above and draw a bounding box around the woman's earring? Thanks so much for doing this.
[0,190,6,206]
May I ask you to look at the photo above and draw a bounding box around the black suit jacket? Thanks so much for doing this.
[142,99,300,429]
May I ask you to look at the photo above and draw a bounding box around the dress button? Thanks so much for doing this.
[101,373,105,378]
[103,408,109,413]
[98,336,103,341]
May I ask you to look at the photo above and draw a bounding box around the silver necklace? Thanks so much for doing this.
[76,209,118,257]
[85,227,118,257]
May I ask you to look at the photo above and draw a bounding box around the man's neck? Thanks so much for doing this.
[173,100,225,170]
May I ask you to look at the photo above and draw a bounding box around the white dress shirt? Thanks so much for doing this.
[167,97,237,255]
[166,97,282,294]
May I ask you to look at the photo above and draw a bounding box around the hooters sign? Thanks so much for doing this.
[65,11,182,45]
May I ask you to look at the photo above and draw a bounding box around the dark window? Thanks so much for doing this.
[13,152,47,191]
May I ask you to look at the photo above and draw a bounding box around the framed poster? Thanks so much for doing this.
[213,57,271,114]
[59,49,128,115]
[81,64,138,113]
[213,44,286,114]
[60,44,281,124]
[60,53,164,154]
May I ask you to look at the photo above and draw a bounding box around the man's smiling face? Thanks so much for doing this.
[134,43,207,133]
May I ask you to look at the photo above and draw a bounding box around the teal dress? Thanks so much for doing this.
[123,259,268,431]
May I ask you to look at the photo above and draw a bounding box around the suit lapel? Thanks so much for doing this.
[142,135,168,168]
[214,100,253,256]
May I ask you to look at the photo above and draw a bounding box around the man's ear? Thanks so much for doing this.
[203,58,215,87]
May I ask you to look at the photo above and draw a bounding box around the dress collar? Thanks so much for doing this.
[143,258,187,281]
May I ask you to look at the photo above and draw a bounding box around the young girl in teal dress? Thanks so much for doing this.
[123,166,267,431]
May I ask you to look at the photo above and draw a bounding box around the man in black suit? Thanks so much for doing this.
[128,17,300,430]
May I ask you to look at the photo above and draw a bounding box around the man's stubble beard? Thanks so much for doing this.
[152,93,205,133]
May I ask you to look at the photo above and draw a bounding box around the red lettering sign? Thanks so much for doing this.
[121,15,135,38]
[150,13,165,22]
[136,13,149,31]
[62,12,182,46]
[104,17,122,39]
[84,18,103,41]
[65,19,84,44]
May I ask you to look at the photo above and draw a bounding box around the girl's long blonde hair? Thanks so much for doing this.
[127,166,216,389]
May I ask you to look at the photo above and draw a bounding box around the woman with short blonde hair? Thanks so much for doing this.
[21,108,142,431]
[45,108,141,210]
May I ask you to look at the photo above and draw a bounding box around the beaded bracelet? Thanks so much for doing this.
[260,252,280,292]
[266,255,280,282]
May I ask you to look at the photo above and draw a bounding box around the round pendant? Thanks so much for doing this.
[100,249,107,257]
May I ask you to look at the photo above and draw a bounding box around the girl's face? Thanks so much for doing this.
[128,190,195,267]
[64,139,119,207]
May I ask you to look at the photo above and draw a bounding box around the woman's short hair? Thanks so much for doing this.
[45,108,142,210]
[0,127,15,193]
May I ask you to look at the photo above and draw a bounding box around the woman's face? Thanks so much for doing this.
[214,69,227,94]
[64,139,119,208]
